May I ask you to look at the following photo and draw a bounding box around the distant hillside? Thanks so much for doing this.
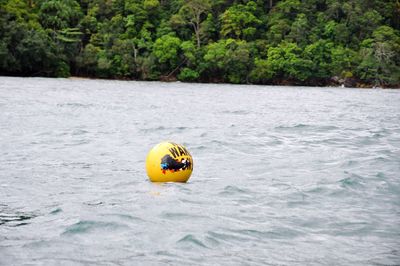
[1,0,399,87]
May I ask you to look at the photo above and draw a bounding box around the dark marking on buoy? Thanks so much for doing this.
[160,154,191,172]
[169,147,179,158]
[161,154,185,171]
[182,146,190,156]
[177,146,186,156]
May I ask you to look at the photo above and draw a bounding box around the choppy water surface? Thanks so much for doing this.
[0,77,399,265]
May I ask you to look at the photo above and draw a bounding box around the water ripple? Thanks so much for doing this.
[177,234,208,249]
[62,220,128,235]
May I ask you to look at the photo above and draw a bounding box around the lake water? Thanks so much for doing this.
[0,77,399,265]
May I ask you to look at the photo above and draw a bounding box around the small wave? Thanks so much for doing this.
[344,160,359,167]
[286,191,309,207]
[192,144,207,151]
[177,234,208,248]
[372,132,385,138]
[84,201,104,206]
[219,185,252,196]
[71,129,89,135]
[63,139,91,146]
[161,212,206,220]
[199,132,207,137]
[101,213,144,222]
[339,173,365,189]
[305,186,327,194]
[209,140,228,146]
[232,229,266,239]
[230,227,303,240]
[207,227,302,244]
[326,221,372,236]
[57,103,94,108]
[0,211,36,227]
[275,124,339,132]
[319,125,340,130]
[139,126,171,134]
[221,110,250,115]
[139,125,191,135]
[62,220,127,235]
[49,208,62,215]
[204,235,220,247]
[270,182,292,191]
[61,162,93,169]
[275,124,310,130]
[207,230,248,243]
[376,172,386,179]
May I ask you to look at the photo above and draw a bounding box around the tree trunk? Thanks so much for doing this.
[191,22,201,48]
[195,13,201,48]
[195,26,200,48]
[133,47,138,63]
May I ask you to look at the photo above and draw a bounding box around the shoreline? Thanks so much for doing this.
[1,75,399,89]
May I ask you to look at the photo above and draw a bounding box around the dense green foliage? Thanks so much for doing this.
[1,0,399,87]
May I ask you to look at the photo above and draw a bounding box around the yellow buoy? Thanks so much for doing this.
[146,141,193,182]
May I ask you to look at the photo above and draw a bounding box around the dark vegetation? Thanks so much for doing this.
[1,0,399,87]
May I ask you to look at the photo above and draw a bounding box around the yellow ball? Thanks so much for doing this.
[146,141,193,182]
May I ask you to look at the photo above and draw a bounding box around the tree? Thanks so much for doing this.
[152,34,182,76]
[266,0,302,45]
[76,43,100,76]
[0,0,61,76]
[330,46,357,77]
[287,13,309,46]
[204,39,251,83]
[356,26,400,86]
[250,42,312,82]
[303,40,335,79]
[173,0,211,48]
[39,0,83,30]
[220,1,262,40]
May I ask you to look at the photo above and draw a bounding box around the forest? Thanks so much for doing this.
[0,0,399,87]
